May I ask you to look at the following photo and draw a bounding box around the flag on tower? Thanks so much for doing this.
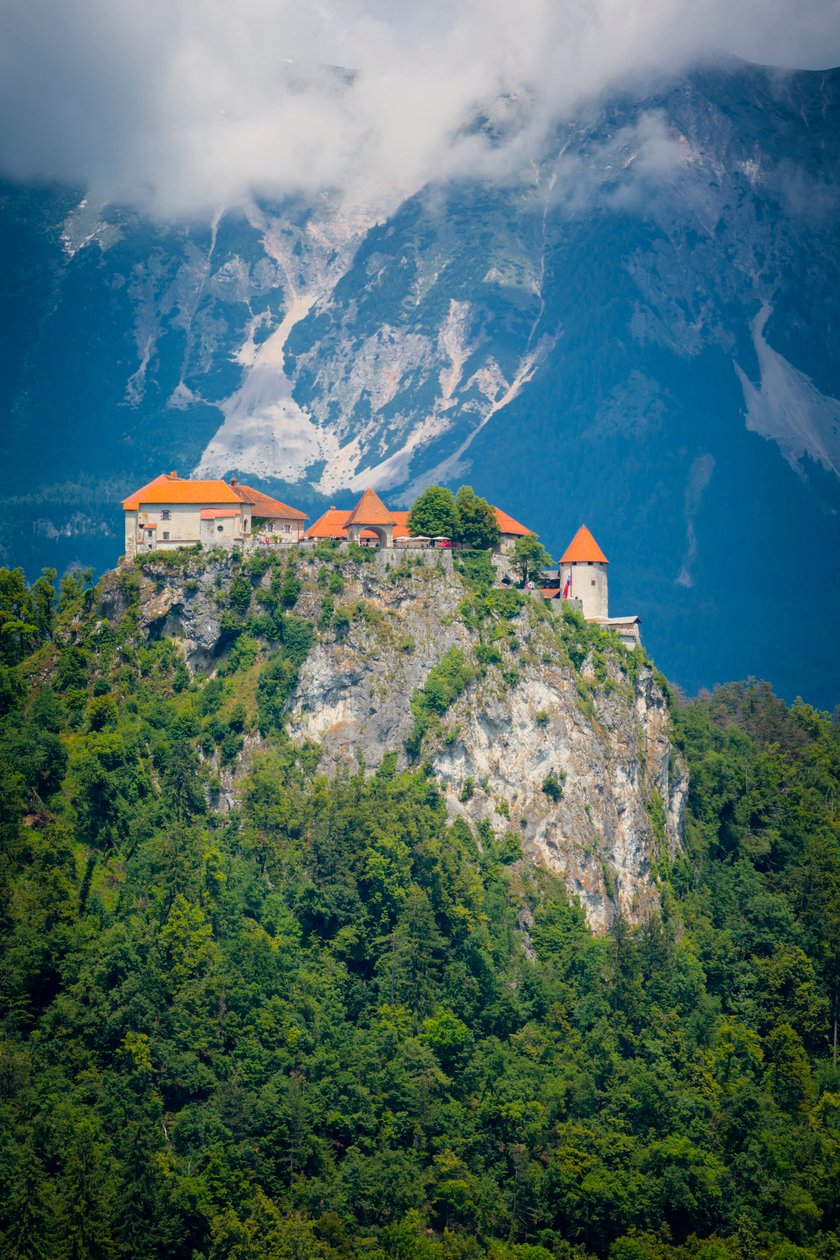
[562,572,572,599]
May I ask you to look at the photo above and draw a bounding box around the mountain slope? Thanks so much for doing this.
[1,60,838,704]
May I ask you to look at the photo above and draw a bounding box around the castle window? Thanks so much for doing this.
[591,580,596,586]
[161,509,171,521]
[217,525,224,532]
[162,531,170,540]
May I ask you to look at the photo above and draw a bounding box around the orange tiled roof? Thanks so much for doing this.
[122,473,171,509]
[306,508,353,539]
[561,524,608,564]
[345,487,396,527]
[539,587,562,599]
[307,502,529,543]
[199,508,240,519]
[232,483,308,521]
[494,507,530,536]
[306,507,411,541]
[123,472,242,510]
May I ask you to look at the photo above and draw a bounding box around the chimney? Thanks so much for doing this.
[169,470,178,478]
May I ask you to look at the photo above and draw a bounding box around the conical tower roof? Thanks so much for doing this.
[560,524,608,564]
[345,487,396,527]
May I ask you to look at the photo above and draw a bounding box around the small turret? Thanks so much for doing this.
[560,525,609,620]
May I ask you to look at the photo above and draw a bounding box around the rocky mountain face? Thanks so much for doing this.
[102,549,686,930]
[2,59,839,705]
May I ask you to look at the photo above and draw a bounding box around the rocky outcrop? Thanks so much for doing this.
[119,550,686,930]
[99,559,235,668]
[433,663,685,930]
[286,552,472,764]
[287,553,686,931]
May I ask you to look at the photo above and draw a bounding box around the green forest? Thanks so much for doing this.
[0,553,839,1260]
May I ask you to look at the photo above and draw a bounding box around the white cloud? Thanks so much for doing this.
[0,0,838,217]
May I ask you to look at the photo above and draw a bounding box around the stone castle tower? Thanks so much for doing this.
[560,525,609,621]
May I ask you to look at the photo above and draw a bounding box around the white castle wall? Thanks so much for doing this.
[125,502,251,557]
[560,561,609,620]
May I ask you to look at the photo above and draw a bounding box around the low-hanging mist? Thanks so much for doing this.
[1,0,839,217]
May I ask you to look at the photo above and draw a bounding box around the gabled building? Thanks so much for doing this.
[493,508,531,554]
[343,488,397,548]
[306,490,532,551]
[122,472,307,557]
[229,480,308,542]
[306,504,412,545]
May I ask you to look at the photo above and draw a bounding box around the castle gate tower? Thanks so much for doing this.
[560,525,609,621]
[344,487,395,548]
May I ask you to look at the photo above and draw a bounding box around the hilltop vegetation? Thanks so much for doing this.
[0,554,839,1260]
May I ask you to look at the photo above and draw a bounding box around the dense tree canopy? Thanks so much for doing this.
[454,487,500,551]
[407,485,500,551]
[408,487,461,540]
[0,558,838,1260]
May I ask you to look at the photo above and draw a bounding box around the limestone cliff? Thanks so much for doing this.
[102,548,686,930]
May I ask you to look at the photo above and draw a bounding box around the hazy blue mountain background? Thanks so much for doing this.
[1,60,838,706]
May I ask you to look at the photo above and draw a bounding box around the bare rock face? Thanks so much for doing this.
[286,555,686,931]
[287,553,472,767]
[100,559,231,668]
[120,550,686,931]
[433,664,686,930]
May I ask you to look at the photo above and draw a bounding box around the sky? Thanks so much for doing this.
[1,0,839,217]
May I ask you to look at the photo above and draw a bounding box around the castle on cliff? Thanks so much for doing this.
[122,476,640,645]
